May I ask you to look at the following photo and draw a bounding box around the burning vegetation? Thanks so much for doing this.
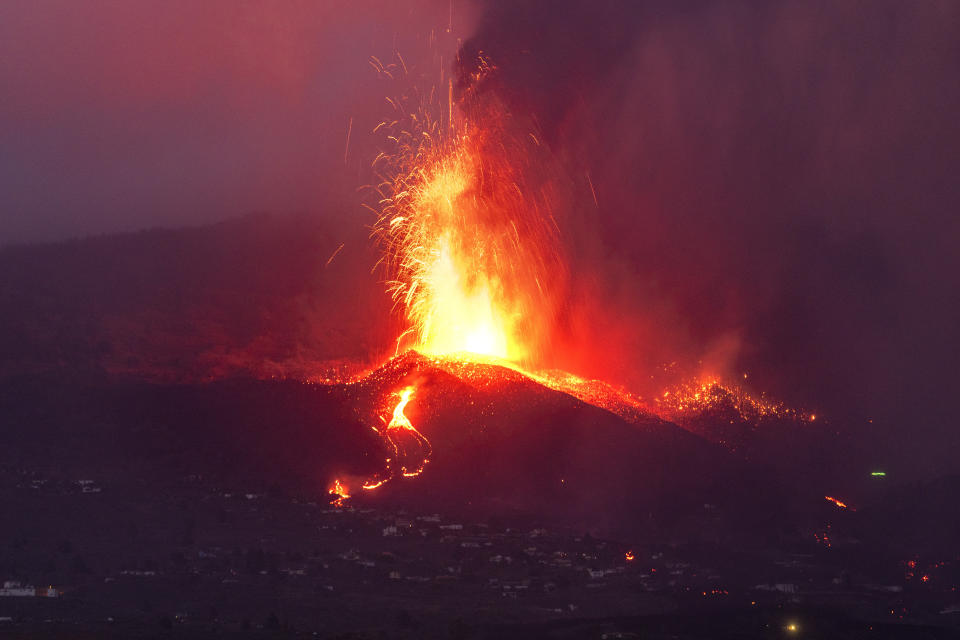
[656,377,815,425]
[366,384,432,484]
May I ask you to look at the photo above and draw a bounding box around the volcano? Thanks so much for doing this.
[0,216,838,539]
[0,346,813,543]
[327,350,806,537]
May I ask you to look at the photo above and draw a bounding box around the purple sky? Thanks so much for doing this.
[0,0,469,243]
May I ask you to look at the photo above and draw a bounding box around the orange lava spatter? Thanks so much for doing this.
[368,52,564,366]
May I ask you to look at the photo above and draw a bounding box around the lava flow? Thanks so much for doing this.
[824,495,854,510]
[368,384,432,484]
[364,54,815,426]
[328,478,350,508]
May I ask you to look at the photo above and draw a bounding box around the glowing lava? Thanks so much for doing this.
[328,478,350,508]
[331,51,819,506]
[364,54,816,433]
[824,495,853,510]
[330,384,432,506]
[369,53,563,364]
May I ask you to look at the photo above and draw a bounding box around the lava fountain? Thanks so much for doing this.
[328,53,566,506]
[368,53,565,365]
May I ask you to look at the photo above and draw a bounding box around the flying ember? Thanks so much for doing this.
[369,53,564,365]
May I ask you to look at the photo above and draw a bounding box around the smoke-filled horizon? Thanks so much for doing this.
[1,1,958,475]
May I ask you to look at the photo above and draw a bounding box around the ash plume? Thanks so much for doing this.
[458,0,960,475]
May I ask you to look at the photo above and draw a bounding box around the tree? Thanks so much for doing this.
[265,612,280,630]
[396,609,414,628]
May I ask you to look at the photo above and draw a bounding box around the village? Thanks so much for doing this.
[1,469,958,636]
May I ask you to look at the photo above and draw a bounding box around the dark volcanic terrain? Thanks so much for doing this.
[0,216,957,637]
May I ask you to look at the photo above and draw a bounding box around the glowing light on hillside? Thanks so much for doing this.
[328,478,350,508]
[824,495,853,510]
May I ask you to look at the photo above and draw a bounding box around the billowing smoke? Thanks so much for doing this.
[458,0,960,474]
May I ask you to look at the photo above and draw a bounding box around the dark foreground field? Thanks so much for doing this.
[1,453,958,639]
[1,218,958,638]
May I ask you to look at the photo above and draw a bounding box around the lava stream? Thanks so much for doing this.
[329,385,432,507]
[376,385,432,480]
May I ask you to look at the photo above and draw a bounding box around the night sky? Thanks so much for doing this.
[1,1,958,476]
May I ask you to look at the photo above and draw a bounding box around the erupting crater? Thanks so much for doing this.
[324,52,816,509]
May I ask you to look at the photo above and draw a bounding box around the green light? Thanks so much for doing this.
[871,471,886,477]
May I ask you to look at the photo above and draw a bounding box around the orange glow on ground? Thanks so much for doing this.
[337,54,820,501]
[336,384,432,503]
[388,386,416,431]
[824,495,853,510]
